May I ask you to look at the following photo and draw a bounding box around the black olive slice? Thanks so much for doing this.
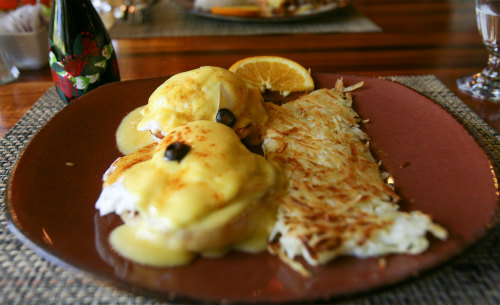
[164,142,190,162]
[216,108,236,127]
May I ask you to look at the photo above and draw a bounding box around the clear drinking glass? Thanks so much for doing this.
[0,46,20,85]
[457,0,500,102]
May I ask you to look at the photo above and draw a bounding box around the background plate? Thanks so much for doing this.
[172,0,351,23]
[5,74,499,304]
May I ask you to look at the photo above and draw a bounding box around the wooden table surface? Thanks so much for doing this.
[1,0,498,138]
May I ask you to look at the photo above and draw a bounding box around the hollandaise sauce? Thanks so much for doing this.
[233,201,277,253]
[110,224,195,267]
[109,199,277,267]
[116,106,155,155]
[101,121,284,267]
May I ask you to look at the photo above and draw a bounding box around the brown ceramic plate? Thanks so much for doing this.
[5,74,499,304]
[172,0,351,23]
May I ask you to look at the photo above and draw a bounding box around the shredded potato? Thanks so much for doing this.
[262,80,447,276]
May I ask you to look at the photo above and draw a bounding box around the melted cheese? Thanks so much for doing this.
[116,106,156,155]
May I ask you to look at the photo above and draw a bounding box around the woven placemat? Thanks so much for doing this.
[0,75,499,305]
[108,0,380,38]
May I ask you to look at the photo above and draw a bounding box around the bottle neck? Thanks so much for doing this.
[49,0,109,57]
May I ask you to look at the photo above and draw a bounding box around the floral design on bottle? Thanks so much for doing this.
[49,31,120,103]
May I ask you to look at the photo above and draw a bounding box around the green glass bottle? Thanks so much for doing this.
[49,0,120,103]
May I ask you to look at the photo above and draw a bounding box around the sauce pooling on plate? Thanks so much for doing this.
[110,224,196,266]
[116,106,155,155]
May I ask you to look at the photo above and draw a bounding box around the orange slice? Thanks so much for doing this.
[210,6,262,17]
[229,56,314,95]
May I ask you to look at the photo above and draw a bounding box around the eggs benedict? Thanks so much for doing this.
[96,120,282,267]
[137,66,268,146]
